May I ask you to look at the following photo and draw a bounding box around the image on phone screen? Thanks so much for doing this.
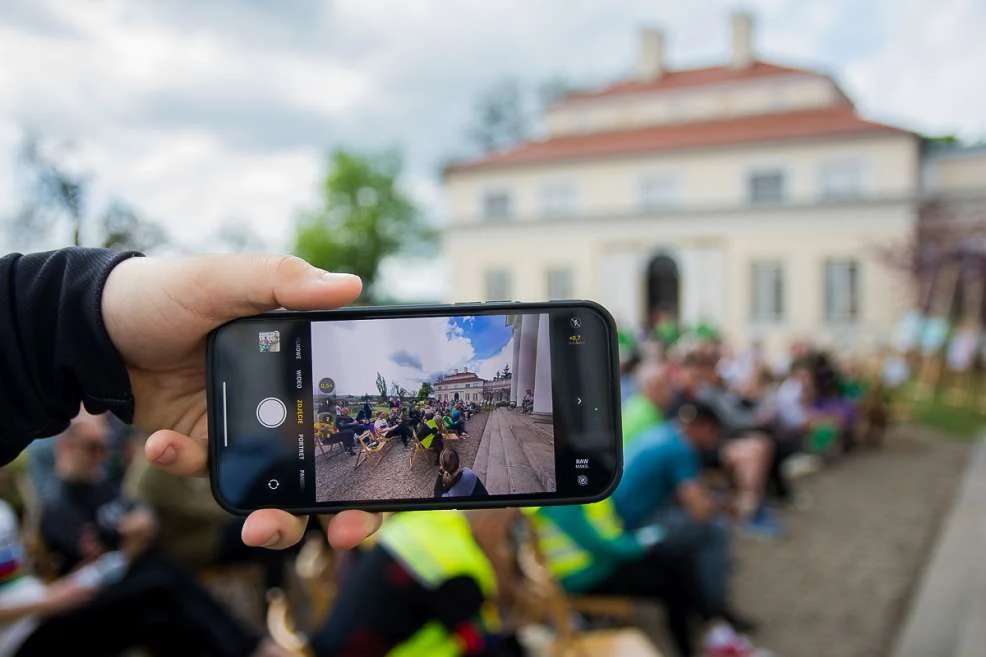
[309,314,555,502]
[208,303,621,513]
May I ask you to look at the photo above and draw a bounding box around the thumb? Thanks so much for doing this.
[179,254,363,321]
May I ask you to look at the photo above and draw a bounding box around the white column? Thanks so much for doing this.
[516,314,539,404]
[510,323,521,403]
[598,250,645,331]
[533,313,553,421]
[679,247,703,327]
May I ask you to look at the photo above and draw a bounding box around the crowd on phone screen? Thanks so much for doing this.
[0,323,890,657]
[314,395,486,498]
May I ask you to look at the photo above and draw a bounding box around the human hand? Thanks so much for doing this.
[41,580,96,616]
[101,254,381,550]
[78,524,106,563]
[118,507,158,555]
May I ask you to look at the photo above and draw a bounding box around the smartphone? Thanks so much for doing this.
[207,301,622,514]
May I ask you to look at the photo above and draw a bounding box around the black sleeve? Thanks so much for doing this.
[431,574,486,634]
[0,248,142,466]
[471,477,489,498]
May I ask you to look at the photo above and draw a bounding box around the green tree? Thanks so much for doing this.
[292,148,433,302]
[417,382,434,399]
[375,372,388,400]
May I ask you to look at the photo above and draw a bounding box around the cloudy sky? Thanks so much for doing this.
[310,314,515,395]
[1,0,984,299]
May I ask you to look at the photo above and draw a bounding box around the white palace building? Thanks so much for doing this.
[441,13,986,360]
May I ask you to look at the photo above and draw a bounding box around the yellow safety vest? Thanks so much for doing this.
[381,511,499,657]
[523,500,624,580]
[421,418,441,449]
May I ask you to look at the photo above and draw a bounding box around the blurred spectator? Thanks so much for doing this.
[652,310,681,349]
[25,413,133,501]
[808,352,859,452]
[667,354,781,537]
[618,329,643,403]
[613,401,756,635]
[434,447,488,498]
[527,499,698,656]
[22,412,284,657]
[621,361,671,449]
[124,450,294,606]
[312,510,523,657]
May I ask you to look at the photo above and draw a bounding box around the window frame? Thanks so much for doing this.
[546,267,574,300]
[483,268,512,301]
[823,258,861,324]
[818,158,866,201]
[480,188,513,221]
[747,168,787,204]
[750,260,786,324]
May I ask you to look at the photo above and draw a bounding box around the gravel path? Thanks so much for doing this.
[314,412,490,503]
[730,426,970,657]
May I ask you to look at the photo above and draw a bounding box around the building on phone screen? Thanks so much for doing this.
[440,12,986,362]
[433,370,486,403]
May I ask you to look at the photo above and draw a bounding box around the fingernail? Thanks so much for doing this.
[320,271,359,283]
[263,532,282,548]
[153,445,177,465]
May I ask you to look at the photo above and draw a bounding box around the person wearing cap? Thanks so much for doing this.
[613,399,756,634]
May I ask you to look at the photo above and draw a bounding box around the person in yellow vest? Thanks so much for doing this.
[312,510,523,657]
[416,410,445,460]
[525,499,698,657]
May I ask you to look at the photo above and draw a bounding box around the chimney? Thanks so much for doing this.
[636,27,666,81]
[730,12,754,69]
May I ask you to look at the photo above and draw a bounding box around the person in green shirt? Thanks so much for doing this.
[653,314,681,348]
[622,361,670,450]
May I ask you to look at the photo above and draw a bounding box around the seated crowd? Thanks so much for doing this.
[0,332,885,657]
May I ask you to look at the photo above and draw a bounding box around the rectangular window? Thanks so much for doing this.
[539,181,578,217]
[751,261,785,322]
[819,158,864,200]
[748,169,787,204]
[484,269,512,301]
[638,174,681,210]
[481,190,512,220]
[824,259,860,323]
[546,268,574,299]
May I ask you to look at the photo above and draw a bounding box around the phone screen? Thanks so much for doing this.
[208,302,621,512]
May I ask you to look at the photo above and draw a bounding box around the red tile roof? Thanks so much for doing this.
[437,372,483,383]
[445,105,909,175]
[558,61,814,103]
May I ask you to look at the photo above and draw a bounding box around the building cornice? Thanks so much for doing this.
[443,194,923,232]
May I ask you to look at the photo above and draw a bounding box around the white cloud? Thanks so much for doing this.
[1,0,984,296]
[310,316,514,395]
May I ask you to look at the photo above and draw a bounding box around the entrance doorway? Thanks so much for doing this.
[646,253,680,327]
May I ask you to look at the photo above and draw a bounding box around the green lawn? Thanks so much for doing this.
[903,393,986,440]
